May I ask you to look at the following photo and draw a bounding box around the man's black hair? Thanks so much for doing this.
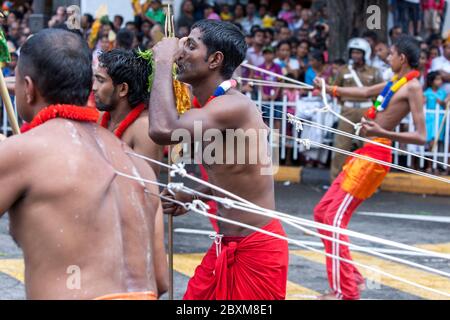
[98,49,151,108]
[116,28,134,50]
[394,35,420,69]
[19,28,92,106]
[191,20,247,79]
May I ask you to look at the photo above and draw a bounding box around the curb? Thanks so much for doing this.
[273,166,450,196]
[380,173,450,196]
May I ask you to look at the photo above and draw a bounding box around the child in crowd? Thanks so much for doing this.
[424,71,448,173]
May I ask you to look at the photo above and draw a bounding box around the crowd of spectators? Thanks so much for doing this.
[0,0,449,172]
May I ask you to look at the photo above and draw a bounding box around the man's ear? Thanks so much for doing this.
[400,53,407,66]
[118,82,129,98]
[208,51,224,72]
[24,76,35,105]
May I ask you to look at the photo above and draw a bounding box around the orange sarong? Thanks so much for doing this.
[94,291,157,300]
[341,138,392,200]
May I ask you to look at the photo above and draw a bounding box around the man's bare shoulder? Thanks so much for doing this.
[211,89,257,111]
[406,79,423,95]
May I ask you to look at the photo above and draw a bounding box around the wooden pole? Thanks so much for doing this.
[0,70,20,135]
[165,3,174,301]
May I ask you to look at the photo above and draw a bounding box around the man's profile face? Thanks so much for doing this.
[93,66,118,112]
[177,28,211,84]
[388,46,402,73]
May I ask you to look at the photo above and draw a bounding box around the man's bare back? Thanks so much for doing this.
[1,120,159,299]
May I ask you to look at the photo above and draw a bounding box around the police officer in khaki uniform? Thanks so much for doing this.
[330,38,383,181]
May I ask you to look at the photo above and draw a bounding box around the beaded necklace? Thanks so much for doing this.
[367,70,420,119]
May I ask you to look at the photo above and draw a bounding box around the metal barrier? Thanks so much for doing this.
[251,86,450,169]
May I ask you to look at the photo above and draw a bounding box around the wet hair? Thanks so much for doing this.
[19,28,92,106]
[393,35,420,68]
[191,20,247,79]
[426,71,441,88]
[116,28,134,50]
[98,49,151,108]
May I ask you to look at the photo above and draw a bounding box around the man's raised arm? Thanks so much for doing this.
[314,77,386,100]
[149,38,248,145]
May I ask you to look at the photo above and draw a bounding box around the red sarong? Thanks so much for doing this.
[183,219,289,300]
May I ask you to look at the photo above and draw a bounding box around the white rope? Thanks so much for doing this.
[113,162,450,297]
[319,78,363,135]
[241,62,314,89]
[257,102,450,170]
[238,77,311,90]
[188,202,450,298]
[254,77,450,169]
[125,150,450,260]
[291,136,450,185]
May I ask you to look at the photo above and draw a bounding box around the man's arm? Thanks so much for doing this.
[149,39,249,145]
[0,137,29,218]
[361,81,427,145]
[315,77,387,99]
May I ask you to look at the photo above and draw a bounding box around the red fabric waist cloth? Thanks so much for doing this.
[183,219,289,300]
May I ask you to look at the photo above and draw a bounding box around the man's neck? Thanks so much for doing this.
[30,101,60,119]
[109,101,132,129]
[396,65,413,79]
[192,76,226,106]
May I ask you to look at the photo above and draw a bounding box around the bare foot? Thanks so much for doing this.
[0,134,6,142]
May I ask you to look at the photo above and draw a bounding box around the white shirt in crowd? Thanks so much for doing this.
[430,55,450,94]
